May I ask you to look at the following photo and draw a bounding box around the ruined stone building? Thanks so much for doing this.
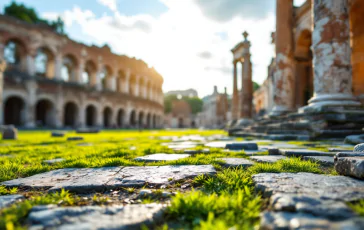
[164,100,195,128]
[231,0,364,139]
[231,31,253,120]
[199,86,230,129]
[0,15,164,129]
[253,0,364,116]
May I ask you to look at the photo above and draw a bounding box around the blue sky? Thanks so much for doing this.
[0,0,307,97]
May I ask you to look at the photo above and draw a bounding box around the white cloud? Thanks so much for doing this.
[44,0,275,97]
[98,0,117,12]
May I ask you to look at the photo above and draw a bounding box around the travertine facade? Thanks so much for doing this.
[253,0,364,116]
[0,15,164,129]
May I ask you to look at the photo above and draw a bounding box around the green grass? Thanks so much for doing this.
[0,190,75,230]
[348,200,364,216]
[166,158,322,229]
[0,130,328,230]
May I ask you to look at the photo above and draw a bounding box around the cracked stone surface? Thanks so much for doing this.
[270,193,355,220]
[0,195,24,209]
[219,158,255,167]
[354,144,364,152]
[43,158,65,165]
[279,149,334,157]
[260,212,364,230]
[303,156,334,166]
[250,155,286,163]
[253,173,364,201]
[28,203,165,230]
[335,157,364,179]
[134,154,191,162]
[2,165,216,192]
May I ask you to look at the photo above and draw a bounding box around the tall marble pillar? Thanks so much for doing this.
[240,32,253,118]
[303,0,360,111]
[232,61,239,120]
[271,0,295,115]
[0,59,6,125]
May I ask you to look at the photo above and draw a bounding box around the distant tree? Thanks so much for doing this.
[4,2,66,35]
[164,95,177,113]
[183,96,203,114]
[253,81,260,91]
[163,95,203,114]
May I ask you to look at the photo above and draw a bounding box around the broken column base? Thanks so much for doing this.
[229,106,364,141]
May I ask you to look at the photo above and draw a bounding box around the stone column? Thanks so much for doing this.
[78,59,85,83]
[134,75,140,97]
[240,32,253,118]
[25,81,37,128]
[0,58,6,125]
[232,61,239,120]
[26,52,36,76]
[54,53,63,80]
[271,0,295,115]
[303,0,360,111]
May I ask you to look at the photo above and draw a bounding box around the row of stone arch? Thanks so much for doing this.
[4,96,160,128]
[3,38,162,98]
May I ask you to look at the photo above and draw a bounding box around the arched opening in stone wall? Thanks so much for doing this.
[117,109,125,127]
[294,29,313,107]
[100,66,113,90]
[103,107,113,128]
[4,39,26,71]
[4,96,25,126]
[62,54,78,82]
[152,114,156,128]
[35,99,55,127]
[129,74,136,96]
[83,60,97,85]
[85,105,97,127]
[178,117,184,128]
[117,70,125,93]
[35,47,55,78]
[146,113,151,128]
[130,110,136,127]
[350,1,364,102]
[138,112,144,128]
[64,102,78,127]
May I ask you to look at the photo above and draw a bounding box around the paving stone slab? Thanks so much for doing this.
[345,134,364,145]
[219,158,255,167]
[253,172,364,201]
[134,154,191,162]
[260,211,364,230]
[67,136,84,141]
[28,203,165,230]
[51,132,65,137]
[205,141,263,149]
[270,193,355,220]
[354,143,364,152]
[0,195,24,209]
[2,167,121,192]
[335,152,364,158]
[329,148,353,152]
[303,156,334,166]
[279,149,335,157]
[250,155,286,163]
[43,158,65,165]
[184,149,210,154]
[107,165,216,188]
[335,157,364,179]
[2,165,216,192]
[225,142,258,151]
